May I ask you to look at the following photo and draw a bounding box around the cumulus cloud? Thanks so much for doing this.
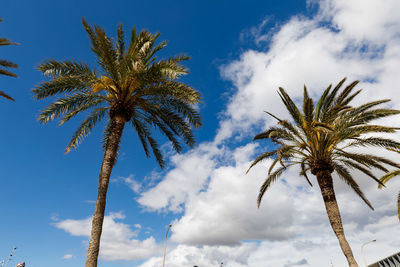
[169,144,296,246]
[138,142,221,213]
[138,0,400,266]
[54,212,160,261]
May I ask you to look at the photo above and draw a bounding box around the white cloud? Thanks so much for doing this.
[138,142,221,213]
[169,144,296,246]
[139,243,257,267]
[112,174,142,194]
[284,258,309,267]
[54,212,160,261]
[62,254,73,260]
[138,0,400,266]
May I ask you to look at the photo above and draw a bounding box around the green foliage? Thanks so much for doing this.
[248,78,400,208]
[34,18,201,167]
[0,18,19,101]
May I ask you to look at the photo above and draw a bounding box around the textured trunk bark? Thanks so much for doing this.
[316,169,359,267]
[84,115,126,267]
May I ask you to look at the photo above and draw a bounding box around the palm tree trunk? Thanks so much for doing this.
[85,115,126,267]
[316,169,359,267]
[397,192,400,221]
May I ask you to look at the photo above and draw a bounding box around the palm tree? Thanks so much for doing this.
[378,170,400,221]
[247,78,400,267]
[0,18,18,101]
[33,19,201,267]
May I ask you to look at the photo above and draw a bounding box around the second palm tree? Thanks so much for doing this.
[247,78,400,267]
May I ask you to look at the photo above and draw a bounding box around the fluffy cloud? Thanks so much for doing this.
[138,0,400,266]
[54,212,160,261]
[139,243,257,267]
[169,144,297,246]
[138,142,221,213]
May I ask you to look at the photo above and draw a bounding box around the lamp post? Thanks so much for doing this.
[162,224,172,267]
[361,239,376,267]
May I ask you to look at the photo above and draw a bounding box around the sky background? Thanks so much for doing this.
[1,0,400,267]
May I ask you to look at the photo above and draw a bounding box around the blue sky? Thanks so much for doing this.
[1,1,400,267]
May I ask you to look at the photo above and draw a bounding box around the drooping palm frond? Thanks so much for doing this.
[257,166,286,207]
[65,108,108,153]
[248,78,400,209]
[0,90,14,101]
[333,162,373,209]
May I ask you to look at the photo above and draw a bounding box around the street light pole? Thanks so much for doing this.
[361,239,376,267]
[162,224,172,267]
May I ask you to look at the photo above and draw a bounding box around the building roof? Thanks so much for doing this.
[368,251,400,267]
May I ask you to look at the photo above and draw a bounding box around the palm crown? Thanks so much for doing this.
[0,18,18,101]
[248,78,400,208]
[33,18,201,167]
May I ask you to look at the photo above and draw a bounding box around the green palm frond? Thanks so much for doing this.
[300,160,313,186]
[151,107,197,148]
[378,170,400,189]
[65,108,108,153]
[157,98,202,127]
[0,60,18,69]
[81,18,119,81]
[333,163,374,209]
[33,75,96,100]
[38,93,106,124]
[131,117,166,167]
[116,23,125,60]
[0,90,15,101]
[0,38,18,46]
[277,87,304,127]
[37,59,96,79]
[257,167,285,208]
[314,84,331,121]
[140,81,200,104]
[247,151,277,173]
[397,192,400,221]
[302,86,314,126]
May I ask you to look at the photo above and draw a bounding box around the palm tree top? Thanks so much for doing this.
[248,77,400,208]
[33,18,201,168]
